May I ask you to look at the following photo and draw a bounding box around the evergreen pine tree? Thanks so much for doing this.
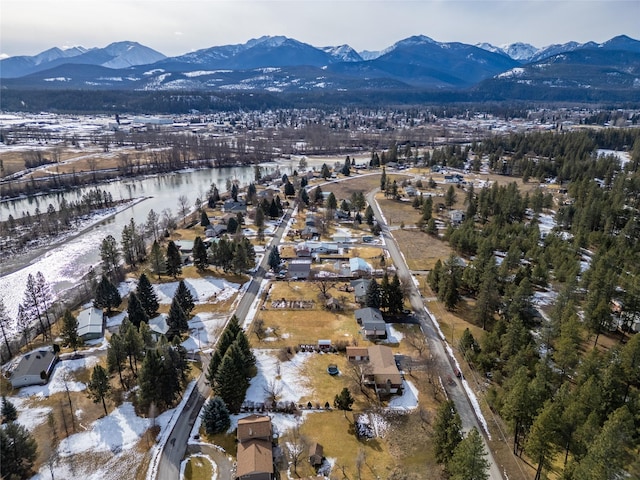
[127,291,149,329]
[165,240,183,278]
[175,280,195,316]
[333,387,355,411]
[1,396,18,423]
[107,332,128,390]
[365,279,381,309]
[207,349,224,385]
[226,315,241,337]
[387,274,404,315]
[167,297,188,340]
[214,352,248,413]
[200,211,211,227]
[234,330,256,369]
[380,272,390,312]
[87,365,111,415]
[193,236,209,272]
[138,348,163,410]
[150,240,166,280]
[0,422,38,479]
[136,273,159,318]
[201,396,231,435]
[433,400,463,466]
[94,275,122,314]
[448,427,489,480]
[268,247,281,271]
[60,309,82,352]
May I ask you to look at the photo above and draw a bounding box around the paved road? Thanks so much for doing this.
[366,190,504,480]
[154,206,294,480]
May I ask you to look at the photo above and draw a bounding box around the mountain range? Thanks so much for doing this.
[1,34,639,103]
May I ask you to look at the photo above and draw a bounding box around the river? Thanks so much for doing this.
[0,162,293,324]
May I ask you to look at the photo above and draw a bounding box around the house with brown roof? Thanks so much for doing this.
[347,345,403,397]
[236,415,274,480]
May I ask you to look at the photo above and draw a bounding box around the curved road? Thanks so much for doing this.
[154,207,294,480]
[366,189,504,480]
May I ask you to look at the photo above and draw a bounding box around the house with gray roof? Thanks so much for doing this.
[350,278,372,304]
[10,348,59,389]
[354,307,386,339]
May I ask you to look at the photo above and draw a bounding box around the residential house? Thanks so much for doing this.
[354,307,386,339]
[76,306,104,341]
[174,240,194,254]
[300,226,319,240]
[350,278,372,304]
[223,199,247,213]
[347,345,403,396]
[349,257,372,277]
[205,224,228,238]
[288,259,312,280]
[236,415,274,480]
[449,210,465,225]
[295,241,339,257]
[404,186,417,197]
[308,442,324,468]
[444,173,464,184]
[148,314,169,341]
[366,345,403,394]
[10,348,59,389]
[332,233,352,243]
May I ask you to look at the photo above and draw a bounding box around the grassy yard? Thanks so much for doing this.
[183,455,216,480]
[389,228,453,271]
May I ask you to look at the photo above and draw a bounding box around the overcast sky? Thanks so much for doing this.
[2,0,639,58]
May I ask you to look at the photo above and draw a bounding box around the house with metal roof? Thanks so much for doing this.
[77,306,104,341]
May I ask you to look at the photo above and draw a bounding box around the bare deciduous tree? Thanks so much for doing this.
[177,195,190,226]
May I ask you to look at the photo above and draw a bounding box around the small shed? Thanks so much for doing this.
[317,340,332,352]
[309,442,324,467]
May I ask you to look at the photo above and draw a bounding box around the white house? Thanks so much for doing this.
[77,306,104,341]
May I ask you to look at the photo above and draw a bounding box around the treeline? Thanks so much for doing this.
[0,188,117,256]
[474,128,640,182]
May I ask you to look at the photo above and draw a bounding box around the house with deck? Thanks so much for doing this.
[346,345,403,396]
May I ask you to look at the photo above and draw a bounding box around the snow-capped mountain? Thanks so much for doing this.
[99,41,166,68]
[2,34,639,103]
[320,45,363,62]
[0,41,165,78]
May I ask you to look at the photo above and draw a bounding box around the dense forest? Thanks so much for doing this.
[423,128,640,479]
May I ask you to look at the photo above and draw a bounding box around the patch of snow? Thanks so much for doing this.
[388,380,419,411]
[153,277,242,304]
[58,403,152,456]
[244,350,312,404]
